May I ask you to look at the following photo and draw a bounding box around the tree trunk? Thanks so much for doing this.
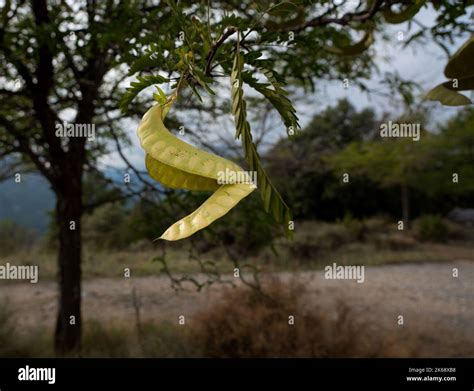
[54,187,82,355]
[401,183,410,229]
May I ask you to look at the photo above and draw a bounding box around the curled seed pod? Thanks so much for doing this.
[137,95,255,241]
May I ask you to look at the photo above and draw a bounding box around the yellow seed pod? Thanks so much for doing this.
[137,95,255,241]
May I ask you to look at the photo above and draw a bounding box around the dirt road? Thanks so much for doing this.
[1,260,473,357]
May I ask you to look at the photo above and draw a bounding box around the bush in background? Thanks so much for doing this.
[415,215,448,242]
[287,221,352,259]
[0,220,37,256]
[190,279,384,358]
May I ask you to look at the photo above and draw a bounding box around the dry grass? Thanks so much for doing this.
[0,278,425,358]
[4,219,473,280]
[0,300,52,357]
[190,278,407,358]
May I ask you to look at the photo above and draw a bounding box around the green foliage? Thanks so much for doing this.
[82,320,134,358]
[425,83,472,106]
[139,321,200,358]
[2,0,473,357]
[444,35,474,79]
[125,195,183,243]
[129,43,167,75]
[0,300,51,357]
[289,221,353,259]
[82,203,129,250]
[0,220,36,256]
[338,212,365,241]
[231,49,292,232]
[426,35,474,106]
[414,215,448,243]
[329,112,430,189]
[242,53,299,133]
[267,99,381,220]
[109,1,473,237]
[120,75,169,113]
[202,192,280,255]
[423,107,474,195]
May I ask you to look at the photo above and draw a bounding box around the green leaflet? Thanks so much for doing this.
[240,62,299,135]
[324,31,374,56]
[231,50,293,235]
[137,96,255,241]
[425,84,472,106]
[383,0,426,24]
[444,35,474,79]
[265,4,305,31]
[120,75,169,113]
[425,35,474,106]
[443,76,474,92]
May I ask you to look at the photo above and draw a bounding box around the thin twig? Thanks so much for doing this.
[204,26,236,76]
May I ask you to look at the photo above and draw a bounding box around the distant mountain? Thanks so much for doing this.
[0,173,55,234]
[0,168,141,236]
[0,167,152,235]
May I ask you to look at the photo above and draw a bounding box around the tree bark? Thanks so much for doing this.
[401,183,410,229]
[54,183,83,355]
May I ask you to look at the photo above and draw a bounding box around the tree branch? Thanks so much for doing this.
[0,114,55,184]
[277,0,386,32]
[205,26,236,76]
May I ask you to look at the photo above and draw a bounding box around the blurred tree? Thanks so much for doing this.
[267,99,382,220]
[420,107,474,201]
[0,0,174,354]
[82,203,128,250]
[329,111,434,227]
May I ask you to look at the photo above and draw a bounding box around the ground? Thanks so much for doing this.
[2,260,473,357]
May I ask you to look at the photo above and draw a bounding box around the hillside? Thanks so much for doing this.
[0,173,54,234]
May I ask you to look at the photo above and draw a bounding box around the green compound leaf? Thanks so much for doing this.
[425,83,472,106]
[231,50,293,235]
[242,57,300,135]
[120,75,169,113]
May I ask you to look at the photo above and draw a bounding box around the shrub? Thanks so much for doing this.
[139,321,199,358]
[0,220,37,256]
[288,221,351,258]
[0,300,51,357]
[199,192,280,256]
[372,233,418,250]
[82,203,130,250]
[338,213,365,240]
[81,320,133,357]
[415,215,448,242]
[190,279,382,358]
[362,215,392,234]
